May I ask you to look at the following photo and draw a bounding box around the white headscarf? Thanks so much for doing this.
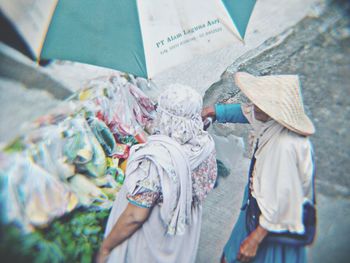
[153,84,214,169]
[242,103,284,155]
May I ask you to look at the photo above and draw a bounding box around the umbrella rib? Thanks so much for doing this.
[133,51,148,78]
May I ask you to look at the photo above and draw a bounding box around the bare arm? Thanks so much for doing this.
[97,203,151,263]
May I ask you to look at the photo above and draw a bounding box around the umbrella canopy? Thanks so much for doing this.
[36,0,256,78]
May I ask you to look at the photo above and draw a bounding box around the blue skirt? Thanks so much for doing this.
[223,187,306,263]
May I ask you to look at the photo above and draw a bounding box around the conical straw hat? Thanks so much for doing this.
[234,72,315,136]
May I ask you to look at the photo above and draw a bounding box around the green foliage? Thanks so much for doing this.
[0,208,110,263]
[3,138,25,153]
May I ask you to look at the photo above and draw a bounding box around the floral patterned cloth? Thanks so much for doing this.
[127,149,217,208]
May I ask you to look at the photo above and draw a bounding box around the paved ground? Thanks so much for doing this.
[197,134,249,262]
[0,77,61,144]
[0,44,71,144]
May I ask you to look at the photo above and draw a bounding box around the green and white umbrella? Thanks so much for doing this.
[2,0,256,78]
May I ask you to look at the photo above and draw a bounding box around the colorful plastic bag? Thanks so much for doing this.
[62,116,106,178]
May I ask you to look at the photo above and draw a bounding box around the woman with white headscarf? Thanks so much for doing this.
[202,72,315,263]
[97,84,217,263]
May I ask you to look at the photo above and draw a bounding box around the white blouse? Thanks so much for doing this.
[243,104,314,234]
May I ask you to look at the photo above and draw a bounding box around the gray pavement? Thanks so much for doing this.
[0,43,72,144]
[0,77,61,144]
[197,134,249,262]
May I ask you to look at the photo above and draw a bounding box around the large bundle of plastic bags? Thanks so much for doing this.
[0,73,156,232]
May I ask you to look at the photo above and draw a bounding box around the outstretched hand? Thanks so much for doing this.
[201,106,216,121]
[202,106,216,130]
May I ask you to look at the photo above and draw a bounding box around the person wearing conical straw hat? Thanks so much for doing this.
[202,72,315,263]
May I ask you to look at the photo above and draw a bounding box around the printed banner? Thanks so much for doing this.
[137,0,241,77]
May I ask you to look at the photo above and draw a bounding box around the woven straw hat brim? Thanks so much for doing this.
[234,72,315,136]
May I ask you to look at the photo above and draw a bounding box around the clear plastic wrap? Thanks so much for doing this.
[0,153,78,232]
[86,116,118,157]
[27,125,75,181]
[68,174,110,209]
[0,73,158,233]
[62,116,106,178]
[78,75,155,140]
